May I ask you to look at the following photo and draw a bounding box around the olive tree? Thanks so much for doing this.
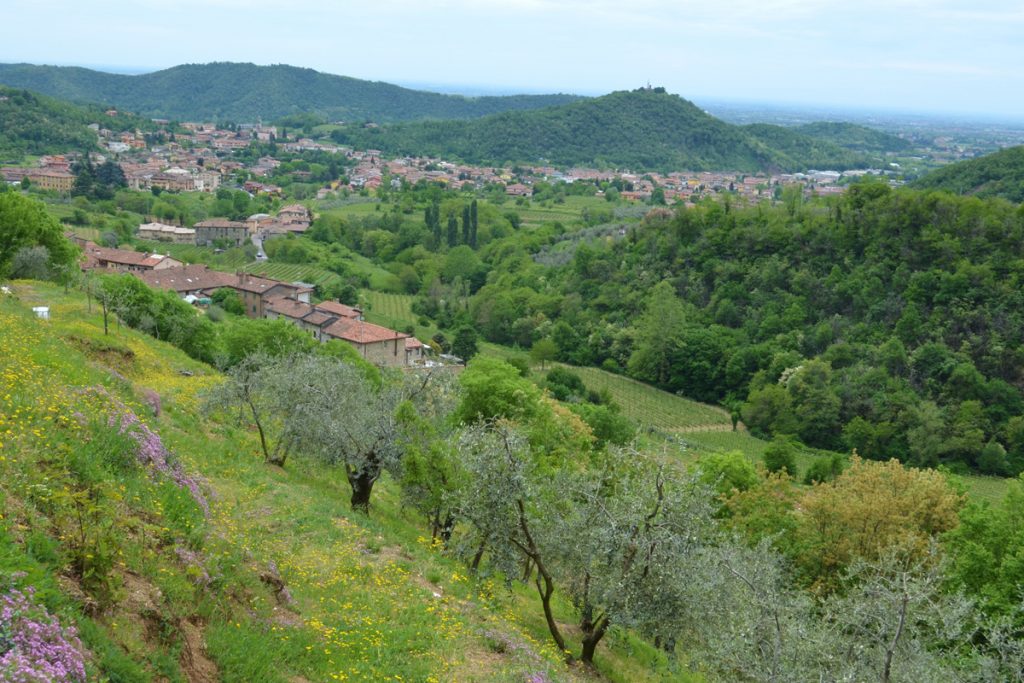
[700,541,975,683]
[211,353,448,512]
[455,423,720,666]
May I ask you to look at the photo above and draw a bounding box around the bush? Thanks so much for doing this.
[763,435,798,476]
[803,453,846,484]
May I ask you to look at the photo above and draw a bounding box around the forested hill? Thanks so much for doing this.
[911,145,1024,202]
[0,86,149,161]
[467,181,1024,475]
[334,88,888,172]
[0,62,582,123]
[793,121,912,153]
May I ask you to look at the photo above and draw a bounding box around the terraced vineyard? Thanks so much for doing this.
[564,364,733,430]
[244,261,342,288]
[360,290,438,339]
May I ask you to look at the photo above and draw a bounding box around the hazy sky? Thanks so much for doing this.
[3,0,1021,119]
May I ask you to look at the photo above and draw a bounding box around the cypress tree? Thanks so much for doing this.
[470,199,478,248]
[447,214,458,247]
[462,205,471,245]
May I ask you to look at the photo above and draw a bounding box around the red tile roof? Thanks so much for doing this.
[314,301,362,319]
[323,318,408,345]
[136,265,235,292]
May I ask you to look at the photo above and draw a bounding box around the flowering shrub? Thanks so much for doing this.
[0,587,88,682]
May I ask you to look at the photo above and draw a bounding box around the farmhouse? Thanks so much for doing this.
[138,222,196,244]
[194,219,249,248]
[80,242,183,273]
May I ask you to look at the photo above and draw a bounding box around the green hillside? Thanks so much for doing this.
[0,281,687,682]
[0,62,582,123]
[793,121,912,153]
[0,86,146,161]
[335,88,873,172]
[911,145,1024,202]
[741,123,870,170]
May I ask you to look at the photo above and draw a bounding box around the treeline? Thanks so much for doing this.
[458,182,1024,475]
[332,89,895,172]
[0,62,582,123]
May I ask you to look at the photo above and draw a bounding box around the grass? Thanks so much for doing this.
[1,281,693,682]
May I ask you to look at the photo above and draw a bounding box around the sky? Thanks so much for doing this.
[2,0,1022,120]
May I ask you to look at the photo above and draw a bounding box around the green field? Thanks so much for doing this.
[360,290,438,341]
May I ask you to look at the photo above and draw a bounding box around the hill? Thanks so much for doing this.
[334,88,867,172]
[0,62,582,123]
[793,122,911,153]
[0,280,684,682]
[0,86,148,162]
[911,145,1024,202]
[740,123,871,170]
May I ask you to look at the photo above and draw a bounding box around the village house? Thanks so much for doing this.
[137,222,196,244]
[17,168,76,192]
[150,168,195,192]
[263,297,362,341]
[80,242,183,273]
[136,267,312,317]
[193,219,250,248]
[322,317,411,367]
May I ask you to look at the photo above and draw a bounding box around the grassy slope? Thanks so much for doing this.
[1,281,688,682]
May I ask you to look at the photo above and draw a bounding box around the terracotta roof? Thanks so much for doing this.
[323,318,408,345]
[302,311,335,327]
[139,255,174,268]
[86,244,152,266]
[265,296,314,320]
[405,337,424,350]
[136,265,235,292]
[314,301,362,319]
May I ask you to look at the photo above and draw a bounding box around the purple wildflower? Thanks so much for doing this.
[84,386,209,516]
[0,587,89,682]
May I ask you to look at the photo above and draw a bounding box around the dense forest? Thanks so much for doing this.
[0,62,582,123]
[334,89,905,172]
[913,144,1024,202]
[0,86,148,161]
[404,182,1024,475]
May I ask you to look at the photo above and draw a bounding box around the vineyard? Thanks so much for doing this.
[244,261,343,288]
[564,364,734,430]
[360,290,438,339]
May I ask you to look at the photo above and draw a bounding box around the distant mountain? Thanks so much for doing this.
[0,62,582,123]
[334,88,873,172]
[912,145,1024,202]
[0,86,148,162]
[793,122,912,154]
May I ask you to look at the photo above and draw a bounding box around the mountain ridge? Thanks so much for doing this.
[334,88,884,172]
[0,61,584,123]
